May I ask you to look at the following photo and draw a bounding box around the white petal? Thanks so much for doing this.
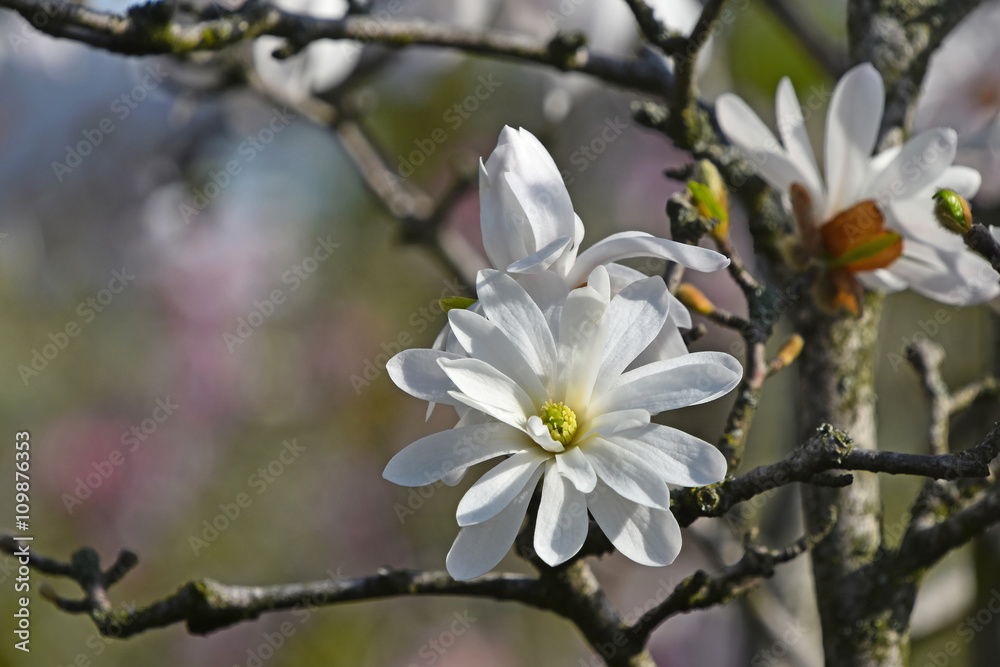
[479,158,528,270]
[566,232,729,287]
[504,167,577,252]
[534,461,589,566]
[630,324,690,367]
[594,351,742,415]
[512,272,570,336]
[440,357,537,429]
[585,438,672,510]
[824,63,884,217]
[855,268,908,292]
[477,270,557,380]
[446,466,543,580]
[442,468,468,486]
[716,93,810,197]
[576,409,651,442]
[387,349,464,406]
[587,265,612,301]
[886,199,966,252]
[555,446,597,493]
[456,449,548,526]
[666,291,693,329]
[507,236,574,274]
[622,423,728,486]
[776,77,824,199]
[868,128,957,201]
[383,423,529,486]
[605,263,693,329]
[556,283,608,408]
[586,479,683,566]
[594,276,671,395]
[447,309,547,403]
[938,165,982,199]
[526,415,566,453]
[890,246,1000,305]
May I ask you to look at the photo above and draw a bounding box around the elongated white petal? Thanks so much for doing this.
[446,466,543,580]
[511,271,569,335]
[383,423,529,486]
[566,232,729,287]
[440,357,537,429]
[534,461,589,566]
[776,77,824,199]
[576,409,651,442]
[456,449,548,526]
[555,446,597,493]
[526,415,566,453]
[630,325,689,367]
[594,276,671,394]
[387,349,465,405]
[447,309,547,403]
[824,63,884,217]
[585,438,672,510]
[477,270,557,379]
[587,264,612,301]
[889,246,1000,305]
[479,158,529,270]
[937,165,983,199]
[869,128,957,201]
[595,351,742,415]
[556,282,608,408]
[587,479,683,566]
[716,93,810,197]
[504,167,576,252]
[604,262,692,329]
[619,424,728,486]
[507,236,573,274]
[886,199,966,252]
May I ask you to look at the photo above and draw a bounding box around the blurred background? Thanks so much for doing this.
[0,0,998,665]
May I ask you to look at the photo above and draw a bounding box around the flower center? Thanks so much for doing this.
[540,401,577,446]
[818,200,903,273]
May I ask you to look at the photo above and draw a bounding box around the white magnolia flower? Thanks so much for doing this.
[717,63,999,312]
[252,0,361,102]
[468,126,730,359]
[915,1,1000,204]
[385,266,741,580]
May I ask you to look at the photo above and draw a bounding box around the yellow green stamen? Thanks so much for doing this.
[540,401,577,446]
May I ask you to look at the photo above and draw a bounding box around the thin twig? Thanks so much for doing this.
[631,511,836,640]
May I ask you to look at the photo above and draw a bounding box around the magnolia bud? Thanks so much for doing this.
[688,159,730,241]
[675,283,716,316]
[933,189,972,234]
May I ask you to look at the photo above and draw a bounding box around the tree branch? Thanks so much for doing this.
[671,423,1000,526]
[631,514,836,640]
[0,0,672,94]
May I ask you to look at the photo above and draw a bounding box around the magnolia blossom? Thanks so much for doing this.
[717,63,999,312]
[465,126,730,359]
[915,0,1000,204]
[385,267,740,580]
[252,0,360,102]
